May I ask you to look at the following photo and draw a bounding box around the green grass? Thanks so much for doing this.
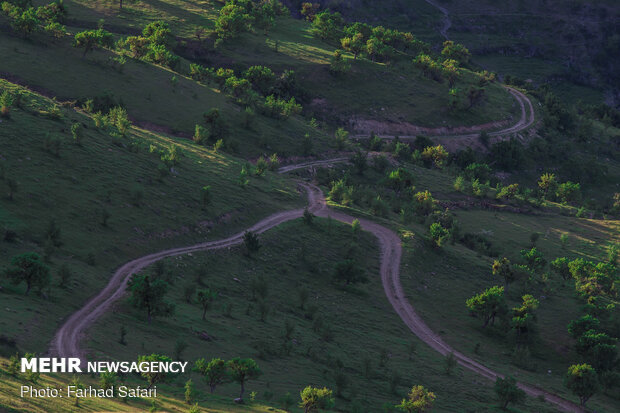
[0,79,303,353]
[86,219,558,412]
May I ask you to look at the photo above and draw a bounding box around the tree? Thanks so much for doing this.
[70,375,84,406]
[429,222,449,248]
[5,252,50,294]
[0,90,14,118]
[413,191,435,215]
[510,295,539,341]
[568,315,600,339]
[396,385,436,413]
[197,288,217,320]
[466,86,486,109]
[575,330,618,371]
[556,181,581,204]
[538,173,557,199]
[341,32,364,60]
[299,386,335,412]
[194,358,228,393]
[466,286,505,327]
[99,371,117,390]
[311,10,343,41]
[7,6,39,39]
[333,127,349,149]
[138,354,172,388]
[329,49,350,76]
[243,231,261,255]
[492,257,515,287]
[334,259,367,286]
[215,2,252,40]
[185,379,196,404]
[494,376,525,409]
[421,145,448,168]
[74,29,114,58]
[565,364,598,406]
[551,257,572,280]
[441,40,470,64]
[128,274,174,322]
[520,247,546,273]
[107,106,131,137]
[227,357,261,401]
[301,2,319,21]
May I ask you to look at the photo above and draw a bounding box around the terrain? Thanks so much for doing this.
[0,0,619,413]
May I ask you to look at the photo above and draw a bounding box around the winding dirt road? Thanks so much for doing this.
[51,168,581,411]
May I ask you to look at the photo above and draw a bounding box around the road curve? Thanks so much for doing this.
[50,163,581,411]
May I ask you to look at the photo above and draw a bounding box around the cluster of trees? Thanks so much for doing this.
[190,64,303,120]
[116,21,178,67]
[193,357,261,401]
[1,0,66,40]
[214,0,288,44]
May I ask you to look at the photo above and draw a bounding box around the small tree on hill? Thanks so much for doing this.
[138,354,172,389]
[494,376,525,410]
[329,49,350,76]
[227,357,262,401]
[538,173,557,199]
[197,288,217,320]
[466,286,505,328]
[74,29,114,58]
[565,364,598,406]
[492,257,515,287]
[5,252,50,295]
[128,273,174,322]
[194,358,228,393]
[396,385,436,413]
[299,386,335,412]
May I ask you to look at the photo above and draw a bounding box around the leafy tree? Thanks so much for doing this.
[194,358,228,393]
[510,295,539,342]
[243,65,275,95]
[215,1,252,40]
[464,163,491,182]
[5,6,39,38]
[7,353,19,376]
[550,257,571,280]
[396,385,436,413]
[107,106,131,136]
[350,150,367,175]
[227,357,261,401]
[565,364,598,406]
[413,190,436,216]
[413,54,443,81]
[556,181,581,204]
[300,2,319,21]
[387,167,414,193]
[333,127,349,149]
[300,386,335,412]
[441,40,470,64]
[184,379,195,404]
[70,375,84,406]
[429,222,449,248]
[243,231,261,255]
[197,288,217,320]
[128,274,174,322]
[0,90,14,118]
[421,145,448,168]
[138,354,173,388]
[99,371,117,390]
[340,32,365,60]
[5,252,50,294]
[311,10,343,41]
[568,315,600,339]
[466,286,505,327]
[520,247,546,272]
[575,330,618,371]
[494,376,525,409]
[441,59,460,87]
[492,257,515,287]
[44,21,65,40]
[329,49,350,76]
[538,173,557,199]
[74,29,114,57]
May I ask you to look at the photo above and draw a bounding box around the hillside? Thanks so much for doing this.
[0,1,619,413]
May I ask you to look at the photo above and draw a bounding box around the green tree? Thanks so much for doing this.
[510,295,539,341]
[556,181,581,204]
[550,257,571,280]
[428,222,449,248]
[193,358,228,393]
[0,90,14,118]
[99,371,118,390]
[568,315,600,339]
[128,274,174,322]
[5,252,50,295]
[138,354,173,389]
[441,40,470,64]
[421,145,448,168]
[329,49,350,76]
[494,376,525,409]
[466,286,505,328]
[185,379,196,404]
[215,2,252,40]
[575,330,618,371]
[299,386,335,412]
[538,173,557,199]
[70,375,84,406]
[74,29,114,57]
[565,364,598,406]
[492,257,515,287]
[7,6,39,38]
[396,385,436,413]
[200,185,211,208]
[197,288,217,320]
[520,247,546,273]
[341,32,365,60]
[227,357,262,401]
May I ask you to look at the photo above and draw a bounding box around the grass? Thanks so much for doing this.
[86,219,558,412]
[0,79,303,354]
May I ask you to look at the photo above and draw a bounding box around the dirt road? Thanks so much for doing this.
[51,170,581,412]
